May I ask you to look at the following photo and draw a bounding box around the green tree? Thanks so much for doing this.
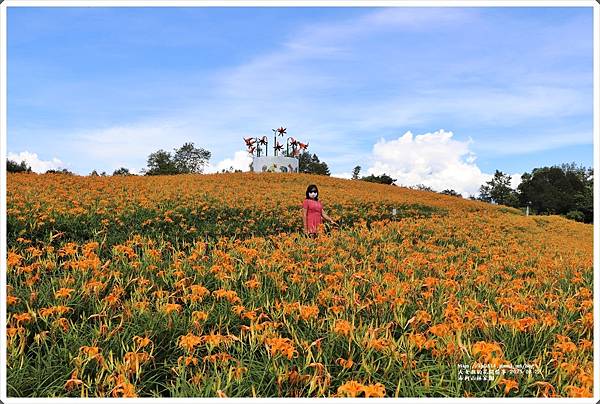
[299,152,330,176]
[45,168,74,175]
[479,170,518,207]
[112,167,131,176]
[565,210,585,222]
[173,142,211,174]
[412,184,434,192]
[561,162,593,223]
[441,189,462,197]
[7,159,32,173]
[518,165,589,220]
[361,173,396,185]
[352,166,361,180]
[145,150,179,175]
[145,143,211,175]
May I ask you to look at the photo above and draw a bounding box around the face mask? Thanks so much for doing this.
[309,192,317,197]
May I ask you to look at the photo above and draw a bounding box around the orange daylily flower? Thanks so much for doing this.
[498,378,519,395]
[337,380,364,397]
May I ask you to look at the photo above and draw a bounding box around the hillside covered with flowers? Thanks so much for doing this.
[6,172,593,397]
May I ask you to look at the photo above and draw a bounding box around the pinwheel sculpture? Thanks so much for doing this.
[244,127,308,158]
[287,137,300,157]
[258,136,268,157]
[244,136,266,156]
[274,141,284,154]
[272,127,287,156]
[243,137,255,155]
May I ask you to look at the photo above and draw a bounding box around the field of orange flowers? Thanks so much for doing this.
[5,172,594,397]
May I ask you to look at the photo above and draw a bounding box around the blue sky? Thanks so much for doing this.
[7,6,594,195]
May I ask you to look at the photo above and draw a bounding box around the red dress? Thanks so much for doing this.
[302,198,323,234]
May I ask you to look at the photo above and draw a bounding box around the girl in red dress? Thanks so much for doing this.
[302,184,337,237]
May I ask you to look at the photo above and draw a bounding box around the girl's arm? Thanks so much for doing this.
[322,210,337,224]
[302,207,308,233]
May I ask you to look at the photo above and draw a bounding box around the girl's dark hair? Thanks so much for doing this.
[305,184,319,201]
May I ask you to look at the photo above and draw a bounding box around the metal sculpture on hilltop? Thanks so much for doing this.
[243,126,308,158]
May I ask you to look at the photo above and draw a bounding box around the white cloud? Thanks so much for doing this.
[67,120,253,174]
[432,86,590,126]
[7,151,65,173]
[69,120,194,173]
[206,150,253,173]
[475,131,592,155]
[289,8,472,51]
[366,130,491,197]
[510,173,523,189]
[331,172,353,180]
